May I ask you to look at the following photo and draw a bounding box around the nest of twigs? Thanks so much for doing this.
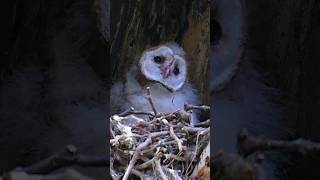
[110,87,210,180]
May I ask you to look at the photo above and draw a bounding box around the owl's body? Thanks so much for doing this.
[111,42,199,124]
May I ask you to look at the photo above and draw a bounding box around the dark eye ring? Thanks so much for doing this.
[153,56,163,63]
[173,66,180,75]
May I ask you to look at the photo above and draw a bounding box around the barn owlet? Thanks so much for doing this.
[111,42,199,124]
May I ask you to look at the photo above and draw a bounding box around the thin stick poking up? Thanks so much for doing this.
[170,126,184,153]
[146,87,158,116]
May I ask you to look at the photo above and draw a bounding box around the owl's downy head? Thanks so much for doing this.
[139,43,187,91]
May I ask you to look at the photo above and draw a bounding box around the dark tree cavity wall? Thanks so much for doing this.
[111,0,210,103]
[242,0,320,179]
[243,0,320,140]
[0,0,109,179]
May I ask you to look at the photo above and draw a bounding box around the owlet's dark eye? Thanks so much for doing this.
[173,66,180,75]
[153,56,163,64]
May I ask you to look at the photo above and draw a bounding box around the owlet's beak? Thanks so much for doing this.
[163,65,171,78]
[161,55,175,79]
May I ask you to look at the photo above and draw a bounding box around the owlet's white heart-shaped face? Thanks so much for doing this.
[139,46,187,91]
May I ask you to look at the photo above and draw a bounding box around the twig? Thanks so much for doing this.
[122,137,152,180]
[131,169,146,179]
[142,131,169,138]
[237,128,320,157]
[146,87,158,116]
[169,126,184,152]
[119,107,154,117]
[140,140,177,155]
[136,159,154,170]
[163,154,188,161]
[182,126,208,133]
[111,100,211,179]
[163,167,183,180]
[184,103,210,112]
[153,158,168,180]
[122,131,170,180]
[24,145,107,174]
[186,132,200,175]
[194,119,210,127]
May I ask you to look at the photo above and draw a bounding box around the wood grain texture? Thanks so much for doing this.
[111,0,210,103]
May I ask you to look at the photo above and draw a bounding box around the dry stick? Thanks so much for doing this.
[140,156,151,162]
[184,103,210,112]
[146,87,158,116]
[194,119,210,127]
[163,154,188,161]
[200,127,210,136]
[110,133,143,145]
[154,158,169,180]
[169,126,184,152]
[237,128,320,157]
[122,137,152,180]
[136,158,154,170]
[119,107,154,117]
[142,131,170,138]
[140,140,176,155]
[163,167,183,180]
[131,169,145,179]
[132,125,151,134]
[25,145,107,174]
[110,126,115,139]
[122,131,169,180]
[110,168,120,180]
[182,126,208,133]
[185,132,200,176]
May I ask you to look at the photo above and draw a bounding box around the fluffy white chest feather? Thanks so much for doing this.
[124,68,199,115]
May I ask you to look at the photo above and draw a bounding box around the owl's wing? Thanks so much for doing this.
[110,82,126,114]
[180,82,200,125]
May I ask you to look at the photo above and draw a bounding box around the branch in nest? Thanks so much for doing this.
[122,131,170,180]
[135,158,154,170]
[122,137,153,180]
[132,169,147,179]
[119,107,154,117]
[158,113,177,121]
[184,103,210,112]
[146,87,158,116]
[182,126,208,133]
[142,131,170,138]
[194,119,210,127]
[163,154,188,162]
[24,145,107,174]
[140,140,178,156]
[153,158,168,180]
[238,128,320,157]
[169,126,184,152]
[163,167,183,180]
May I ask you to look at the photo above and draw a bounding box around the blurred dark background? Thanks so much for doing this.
[0,0,108,178]
[212,0,320,179]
